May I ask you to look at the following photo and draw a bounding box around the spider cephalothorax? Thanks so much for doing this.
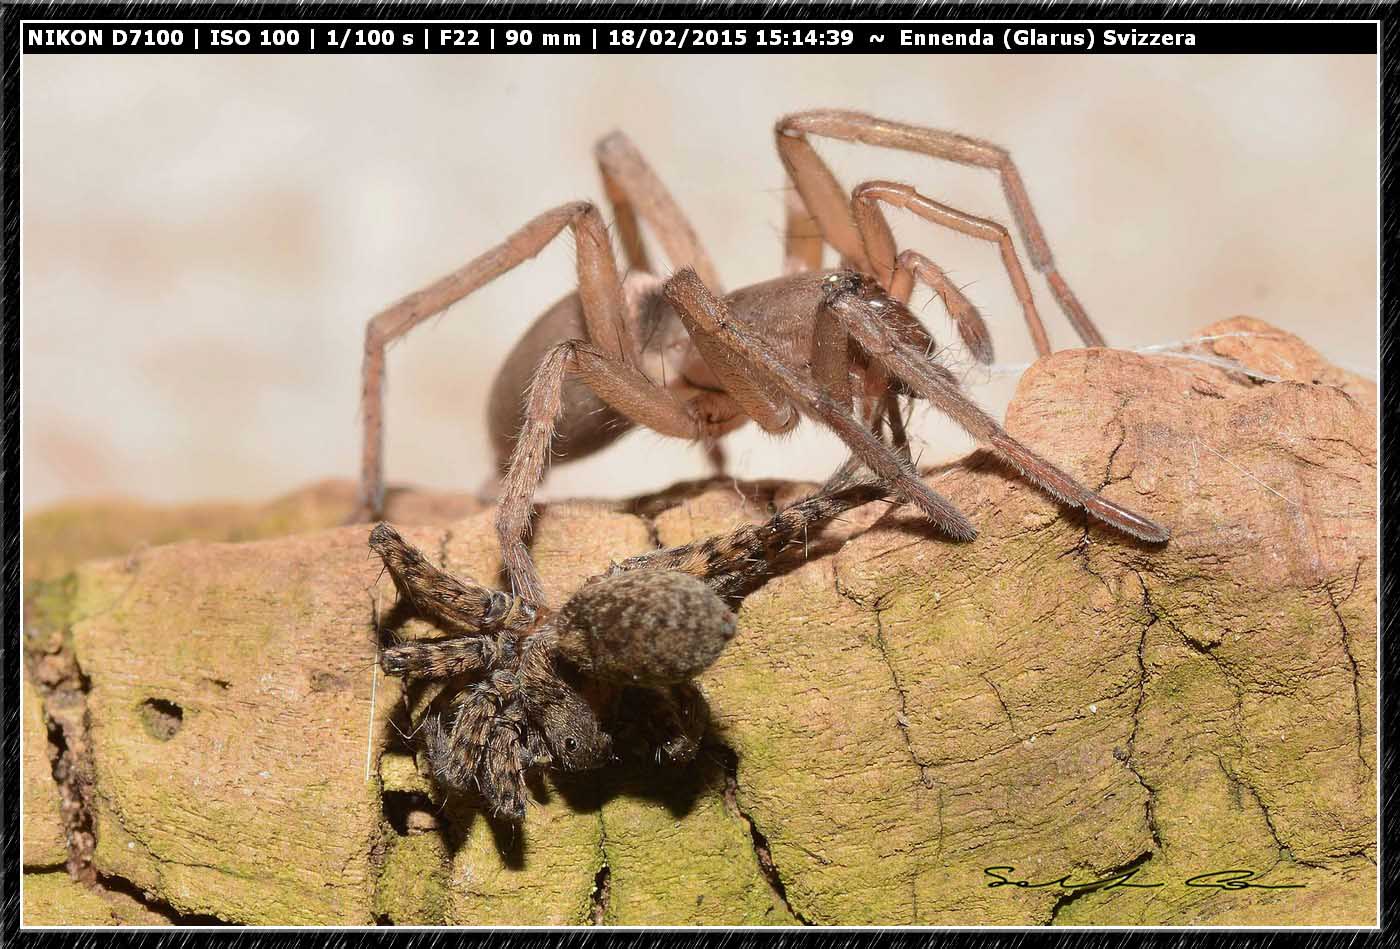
[370,475,885,821]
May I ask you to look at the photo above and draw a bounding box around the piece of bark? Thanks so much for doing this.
[21,870,172,926]
[23,478,483,587]
[21,319,1375,925]
[22,677,68,869]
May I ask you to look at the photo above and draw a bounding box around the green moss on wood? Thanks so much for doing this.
[18,327,1377,925]
[374,834,452,925]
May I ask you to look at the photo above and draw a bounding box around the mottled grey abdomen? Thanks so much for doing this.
[554,570,737,687]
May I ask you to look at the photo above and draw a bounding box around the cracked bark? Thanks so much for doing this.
[1046,850,1156,925]
[1127,577,1164,853]
[1212,753,1306,883]
[718,744,812,926]
[1322,567,1372,781]
[833,574,935,787]
[21,317,1375,925]
[22,576,234,926]
[589,814,611,925]
[24,592,99,886]
[980,674,1023,743]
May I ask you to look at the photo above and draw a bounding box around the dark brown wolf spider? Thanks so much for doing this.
[370,473,885,821]
[354,110,1169,604]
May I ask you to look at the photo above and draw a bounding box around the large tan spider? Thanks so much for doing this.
[354,110,1169,603]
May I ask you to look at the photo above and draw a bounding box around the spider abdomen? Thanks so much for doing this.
[554,570,737,687]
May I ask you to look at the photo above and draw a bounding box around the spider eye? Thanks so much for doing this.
[565,737,578,752]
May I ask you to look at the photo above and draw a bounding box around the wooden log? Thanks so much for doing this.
[22,318,1375,925]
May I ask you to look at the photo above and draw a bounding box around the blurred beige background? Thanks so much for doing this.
[22,54,1377,512]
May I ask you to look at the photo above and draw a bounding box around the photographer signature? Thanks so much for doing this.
[984,866,1306,894]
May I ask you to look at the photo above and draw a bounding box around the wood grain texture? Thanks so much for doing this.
[22,318,1375,925]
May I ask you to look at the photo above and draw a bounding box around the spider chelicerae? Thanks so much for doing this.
[370,469,886,821]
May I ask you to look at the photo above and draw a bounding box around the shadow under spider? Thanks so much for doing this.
[378,660,736,867]
[374,596,418,649]
[625,476,799,523]
[550,720,742,826]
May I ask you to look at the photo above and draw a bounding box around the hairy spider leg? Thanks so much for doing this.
[661,269,976,541]
[370,522,531,679]
[889,248,994,366]
[595,130,723,291]
[775,109,1105,352]
[596,129,738,478]
[357,202,633,521]
[498,339,705,604]
[782,188,825,276]
[852,179,1048,361]
[361,133,731,583]
[612,478,887,594]
[369,522,535,632]
[874,389,915,461]
[426,688,530,821]
[821,276,1170,544]
[381,637,497,680]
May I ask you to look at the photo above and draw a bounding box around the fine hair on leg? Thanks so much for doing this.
[775,109,1106,351]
